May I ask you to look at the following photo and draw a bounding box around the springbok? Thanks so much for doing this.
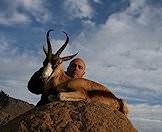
[32,29,128,115]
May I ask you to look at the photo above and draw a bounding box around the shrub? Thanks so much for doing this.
[0,90,9,109]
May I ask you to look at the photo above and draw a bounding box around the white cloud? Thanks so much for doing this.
[71,0,162,103]
[64,0,93,19]
[129,104,162,132]
[17,0,50,23]
[0,0,50,25]
[82,19,96,27]
[0,34,41,104]
[93,0,102,4]
[132,118,162,132]
[0,13,30,26]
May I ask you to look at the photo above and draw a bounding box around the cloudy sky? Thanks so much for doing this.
[0,0,162,131]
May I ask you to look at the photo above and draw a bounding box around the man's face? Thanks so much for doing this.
[67,59,85,78]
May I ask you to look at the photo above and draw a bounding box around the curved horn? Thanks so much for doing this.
[46,29,53,59]
[61,52,78,61]
[55,31,69,56]
[43,45,48,56]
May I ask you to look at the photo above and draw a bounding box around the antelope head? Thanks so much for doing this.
[42,29,78,80]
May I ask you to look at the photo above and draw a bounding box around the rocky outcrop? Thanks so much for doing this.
[0,91,34,126]
[1,101,136,132]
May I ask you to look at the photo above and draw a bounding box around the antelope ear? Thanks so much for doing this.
[61,52,78,61]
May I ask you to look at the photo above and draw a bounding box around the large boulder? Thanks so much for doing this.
[1,101,136,132]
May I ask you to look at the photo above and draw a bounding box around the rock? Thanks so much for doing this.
[0,95,34,126]
[0,101,136,132]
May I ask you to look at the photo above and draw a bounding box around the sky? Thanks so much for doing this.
[0,0,162,131]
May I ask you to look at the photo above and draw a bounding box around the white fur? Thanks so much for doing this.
[42,63,53,79]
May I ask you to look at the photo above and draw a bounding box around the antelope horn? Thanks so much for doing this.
[55,31,69,56]
[46,29,53,59]
[61,52,79,61]
[43,45,48,56]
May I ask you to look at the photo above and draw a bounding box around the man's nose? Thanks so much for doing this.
[74,66,79,71]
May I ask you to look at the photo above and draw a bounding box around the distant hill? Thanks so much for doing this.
[1,101,136,132]
[0,90,34,126]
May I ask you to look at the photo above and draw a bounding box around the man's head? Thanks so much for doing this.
[67,58,86,78]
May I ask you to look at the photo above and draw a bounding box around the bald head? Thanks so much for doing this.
[66,58,86,78]
[69,58,86,67]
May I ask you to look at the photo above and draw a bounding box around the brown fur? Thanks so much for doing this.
[53,78,128,116]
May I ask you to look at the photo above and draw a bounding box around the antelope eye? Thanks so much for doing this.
[43,59,48,66]
[51,58,56,64]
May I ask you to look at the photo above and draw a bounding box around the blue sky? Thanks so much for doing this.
[0,0,162,131]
